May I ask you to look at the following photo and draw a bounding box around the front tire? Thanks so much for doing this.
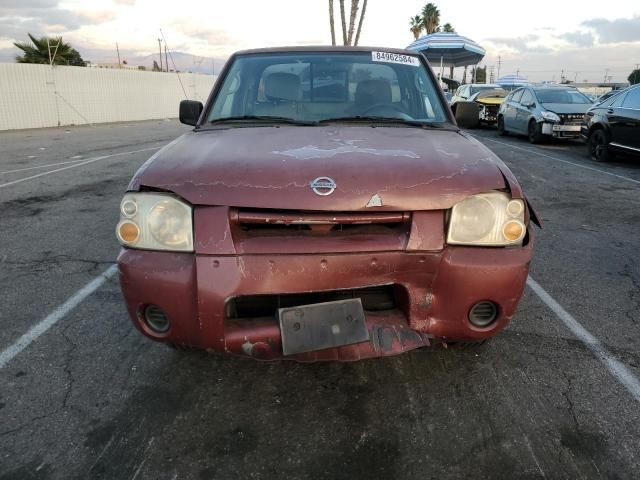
[528,120,543,144]
[497,116,507,136]
[589,129,612,162]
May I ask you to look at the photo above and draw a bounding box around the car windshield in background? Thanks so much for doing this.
[469,85,500,96]
[534,89,592,104]
[207,52,448,124]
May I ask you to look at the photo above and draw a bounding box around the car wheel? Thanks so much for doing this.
[589,129,612,162]
[497,116,507,136]
[528,120,543,144]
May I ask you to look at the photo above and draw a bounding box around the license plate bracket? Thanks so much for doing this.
[279,299,369,355]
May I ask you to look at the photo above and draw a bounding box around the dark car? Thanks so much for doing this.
[498,85,593,143]
[581,84,640,162]
[116,46,537,362]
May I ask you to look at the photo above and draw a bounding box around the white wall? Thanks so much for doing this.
[0,63,217,130]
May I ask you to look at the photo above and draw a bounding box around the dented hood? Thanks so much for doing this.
[130,126,514,211]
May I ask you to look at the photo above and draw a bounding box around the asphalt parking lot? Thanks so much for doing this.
[1,119,639,480]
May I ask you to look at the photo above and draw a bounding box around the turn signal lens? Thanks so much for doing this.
[117,221,140,243]
[503,221,524,242]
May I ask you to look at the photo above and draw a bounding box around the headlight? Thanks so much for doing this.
[116,193,193,252]
[447,192,526,246]
[541,111,560,122]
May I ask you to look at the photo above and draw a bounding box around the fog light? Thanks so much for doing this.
[468,301,498,327]
[144,305,170,333]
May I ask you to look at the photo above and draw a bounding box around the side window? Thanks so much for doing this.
[611,93,626,107]
[621,87,640,109]
[520,90,534,106]
[511,89,524,104]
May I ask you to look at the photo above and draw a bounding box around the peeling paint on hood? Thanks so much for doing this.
[129,126,512,211]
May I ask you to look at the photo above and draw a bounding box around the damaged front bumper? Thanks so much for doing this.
[540,121,582,138]
[117,209,534,361]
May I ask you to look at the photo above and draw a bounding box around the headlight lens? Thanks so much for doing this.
[447,192,525,246]
[116,193,193,251]
[541,111,560,122]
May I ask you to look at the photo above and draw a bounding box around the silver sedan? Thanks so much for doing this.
[497,85,593,143]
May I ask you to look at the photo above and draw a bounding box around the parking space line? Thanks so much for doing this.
[0,158,92,176]
[476,136,640,186]
[527,275,640,403]
[0,265,118,369]
[0,146,161,189]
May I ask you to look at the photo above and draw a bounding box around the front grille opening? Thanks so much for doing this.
[233,209,411,237]
[226,285,399,319]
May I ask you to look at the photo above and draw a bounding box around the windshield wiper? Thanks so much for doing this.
[317,116,446,128]
[209,115,314,126]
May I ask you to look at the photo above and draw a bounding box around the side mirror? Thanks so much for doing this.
[526,102,536,109]
[179,100,203,126]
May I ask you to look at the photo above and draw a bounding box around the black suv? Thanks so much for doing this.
[581,84,640,161]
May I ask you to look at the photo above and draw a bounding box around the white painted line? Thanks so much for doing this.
[0,158,89,176]
[0,264,118,369]
[477,136,640,186]
[0,146,160,189]
[527,275,640,403]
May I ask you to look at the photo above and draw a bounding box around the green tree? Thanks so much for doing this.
[421,3,440,35]
[409,15,424,40]
[14,34,86,66]
[471,65,486,83]
[442,23,455,32]
[629,69,640,85]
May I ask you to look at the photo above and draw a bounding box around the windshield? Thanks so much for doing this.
[534,89,592,104]
[469,85,500,96]
[207,52,448,124]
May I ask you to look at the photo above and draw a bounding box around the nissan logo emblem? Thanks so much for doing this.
[310,177,336,196]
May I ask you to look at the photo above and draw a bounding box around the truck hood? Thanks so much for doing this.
[542,103,592,115]
[130,126,514,211]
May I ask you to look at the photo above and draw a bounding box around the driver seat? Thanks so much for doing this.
[352,79,392,114]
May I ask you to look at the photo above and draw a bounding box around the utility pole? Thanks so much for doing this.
[497,56,501,80]
[164,44,169,72]
[116,42,122,68]
[489,65,495,83]
[158,38,163,72]
[560,69,564,83]
[604,68,609,83]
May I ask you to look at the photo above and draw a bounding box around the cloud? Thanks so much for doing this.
[561,31,595,47]
[0,0,58,8]
[582,15,640,44]
[170,18,237,46]
[485,35,539,52]
[0,4,115,42]
[113,0,135,4]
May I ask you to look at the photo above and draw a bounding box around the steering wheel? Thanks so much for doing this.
[359,103,412,119]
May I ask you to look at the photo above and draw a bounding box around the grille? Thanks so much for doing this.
[226,285,399,319]
[559,113,584,125]
[234,209,410,236]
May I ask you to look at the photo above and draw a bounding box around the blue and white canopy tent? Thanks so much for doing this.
[407,32,486,82]
[496,74,529,89]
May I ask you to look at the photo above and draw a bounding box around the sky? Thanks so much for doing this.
[1,0,639,82]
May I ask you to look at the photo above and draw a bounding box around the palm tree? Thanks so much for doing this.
[339,0,348,45]
[329,0,336,45]
[421,3,440,35]
[353,0,368,46]
[14,34,86,66]
[442,23,454,33]
[409,15,424,40]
